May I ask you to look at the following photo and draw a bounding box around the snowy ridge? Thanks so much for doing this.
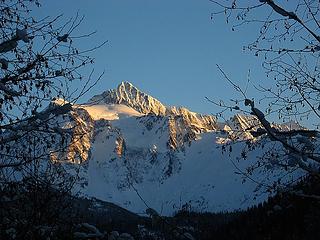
[225,114,305,140]
[89,82,217,140]
[89,81,167,115]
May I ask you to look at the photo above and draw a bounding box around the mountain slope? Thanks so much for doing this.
[2,82,306,216]
[71,82,303,215]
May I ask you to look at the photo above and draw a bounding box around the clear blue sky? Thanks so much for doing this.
[36,0,266,116]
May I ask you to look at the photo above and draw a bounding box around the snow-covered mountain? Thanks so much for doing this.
[89,81,167,116]
[2,82,305,216]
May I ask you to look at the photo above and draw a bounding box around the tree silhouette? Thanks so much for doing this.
[210,0,320,198]
[0,1,105,238]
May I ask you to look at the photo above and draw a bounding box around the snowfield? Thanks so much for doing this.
[81,103,143,120]
[77,118,302,215]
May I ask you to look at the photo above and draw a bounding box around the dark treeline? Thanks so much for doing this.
[1,176,319,239]
[172,176,320,240]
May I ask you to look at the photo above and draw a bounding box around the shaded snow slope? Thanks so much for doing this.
[79,115,303,216]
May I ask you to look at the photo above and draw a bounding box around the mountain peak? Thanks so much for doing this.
[116,81,136,94]
[118,81,134,88]
[88,82,217,133]
[89,81,167,115]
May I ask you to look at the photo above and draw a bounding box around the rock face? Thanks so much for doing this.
[48,99,95,164]
[90,81,167,115]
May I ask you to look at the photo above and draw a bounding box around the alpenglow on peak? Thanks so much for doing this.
[89,81,167,115]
